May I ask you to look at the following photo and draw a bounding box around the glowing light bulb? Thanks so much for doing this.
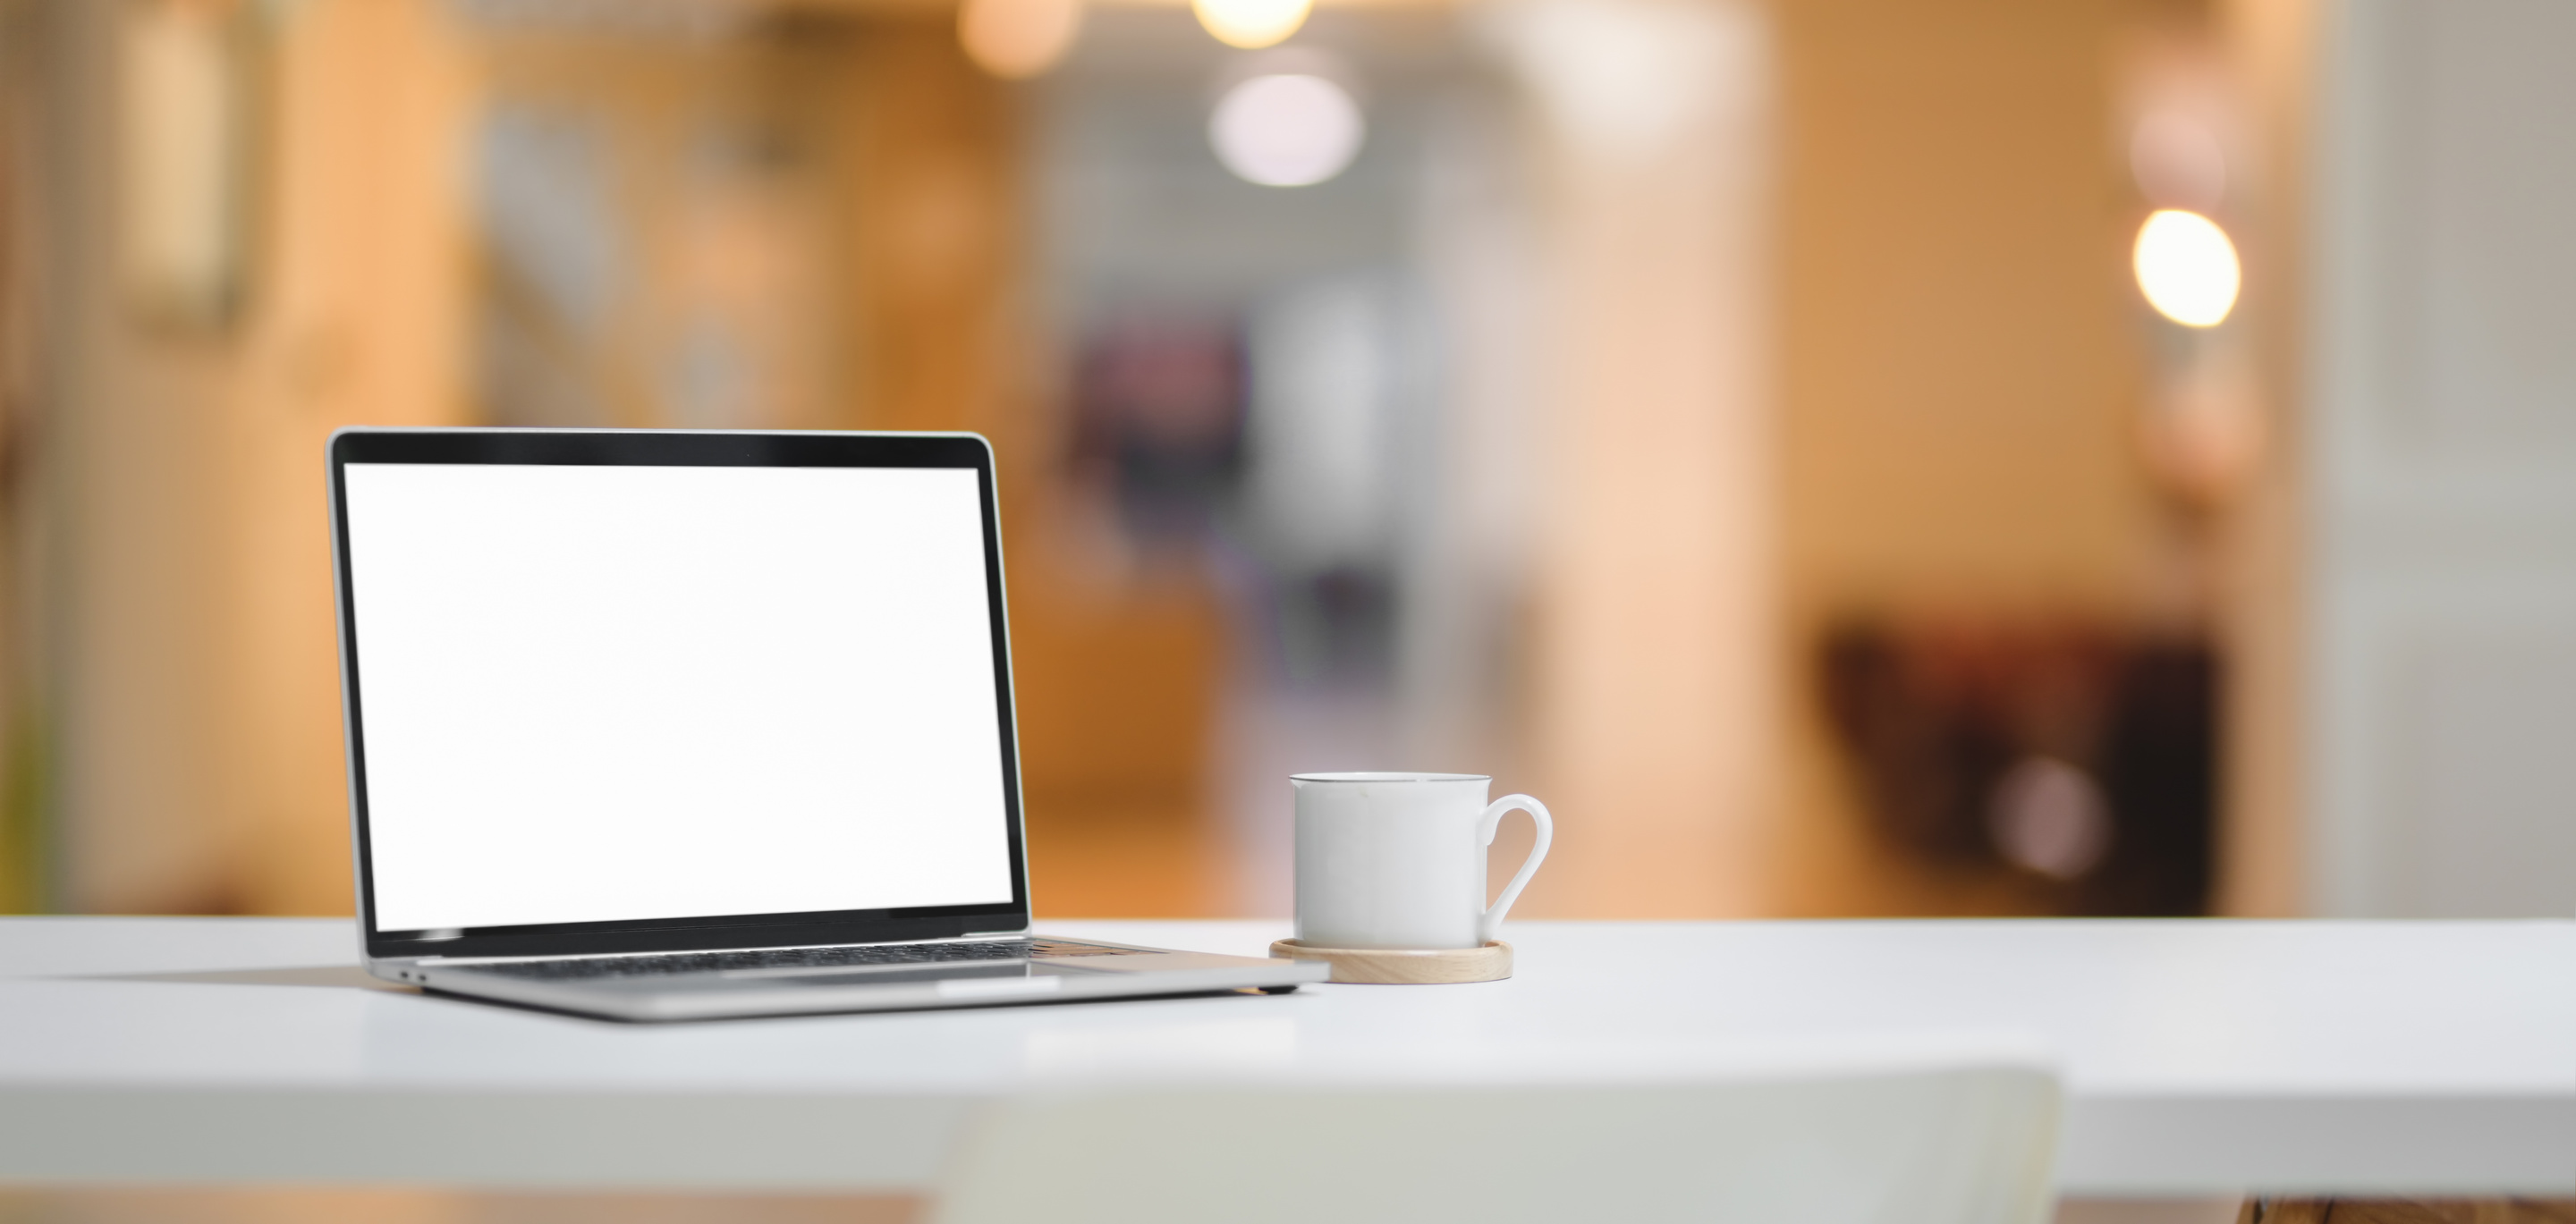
[1191,0,1311,49]
[2133,208,2241,327]
[959,0,1081,80]
[1209,73,1363,187]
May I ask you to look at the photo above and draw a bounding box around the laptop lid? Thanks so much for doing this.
[328,429,1031,961]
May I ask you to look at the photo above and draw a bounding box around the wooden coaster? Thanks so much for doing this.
[1268,939,1513,984]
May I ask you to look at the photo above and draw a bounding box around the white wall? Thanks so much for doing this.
[2304,0,2576,916]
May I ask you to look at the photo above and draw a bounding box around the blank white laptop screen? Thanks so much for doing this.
[343,463,1016,933]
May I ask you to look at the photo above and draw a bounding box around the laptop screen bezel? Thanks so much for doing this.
[329,428,1033,961]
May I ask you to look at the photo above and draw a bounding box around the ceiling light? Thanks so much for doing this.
[1191,0,1310,49]
[958,0,1081,80]
[2133,209,2241,327]
[1209,73,1363,188]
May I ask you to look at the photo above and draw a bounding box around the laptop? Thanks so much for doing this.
[328,427,1326,1021]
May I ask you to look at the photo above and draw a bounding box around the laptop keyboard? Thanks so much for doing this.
[447,939,1134,981]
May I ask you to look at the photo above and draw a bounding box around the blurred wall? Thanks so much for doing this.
[0,0,54,914]
[1500,0,1780,918]
[2285,0,2576,917]
[2214,0,2309,917]
[31,0,471,915]
[9,0,1239,918]
[1769,0,2181,914]
[29,0,2563,924]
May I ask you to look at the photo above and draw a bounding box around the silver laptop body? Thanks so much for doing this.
[327,428,1324,1021]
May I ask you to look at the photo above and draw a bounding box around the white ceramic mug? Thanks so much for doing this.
[1292,772,1553,950]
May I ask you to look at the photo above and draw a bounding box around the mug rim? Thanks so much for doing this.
[1290,772,1492,783]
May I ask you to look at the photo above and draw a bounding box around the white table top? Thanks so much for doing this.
[3,916,2572,1197]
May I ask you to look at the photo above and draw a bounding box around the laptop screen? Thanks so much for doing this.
[340,454,1018,937]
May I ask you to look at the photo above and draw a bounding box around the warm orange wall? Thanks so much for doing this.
[835,17,1024,443]
[1779,0,2157,613]
[1508,2,1778,920]
[1768,0,2169,914]
[44,0,470,915]
[2209,0,2311,918]
[216,0,474,916]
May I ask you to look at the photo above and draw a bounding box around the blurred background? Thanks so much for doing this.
[0,0,2572,936]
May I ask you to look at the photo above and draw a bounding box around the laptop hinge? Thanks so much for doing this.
[414,932,1038,966]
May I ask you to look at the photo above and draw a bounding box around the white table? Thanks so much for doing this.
[3,917,2571,1198]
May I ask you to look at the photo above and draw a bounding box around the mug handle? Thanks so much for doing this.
[1476,794,1553,945]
